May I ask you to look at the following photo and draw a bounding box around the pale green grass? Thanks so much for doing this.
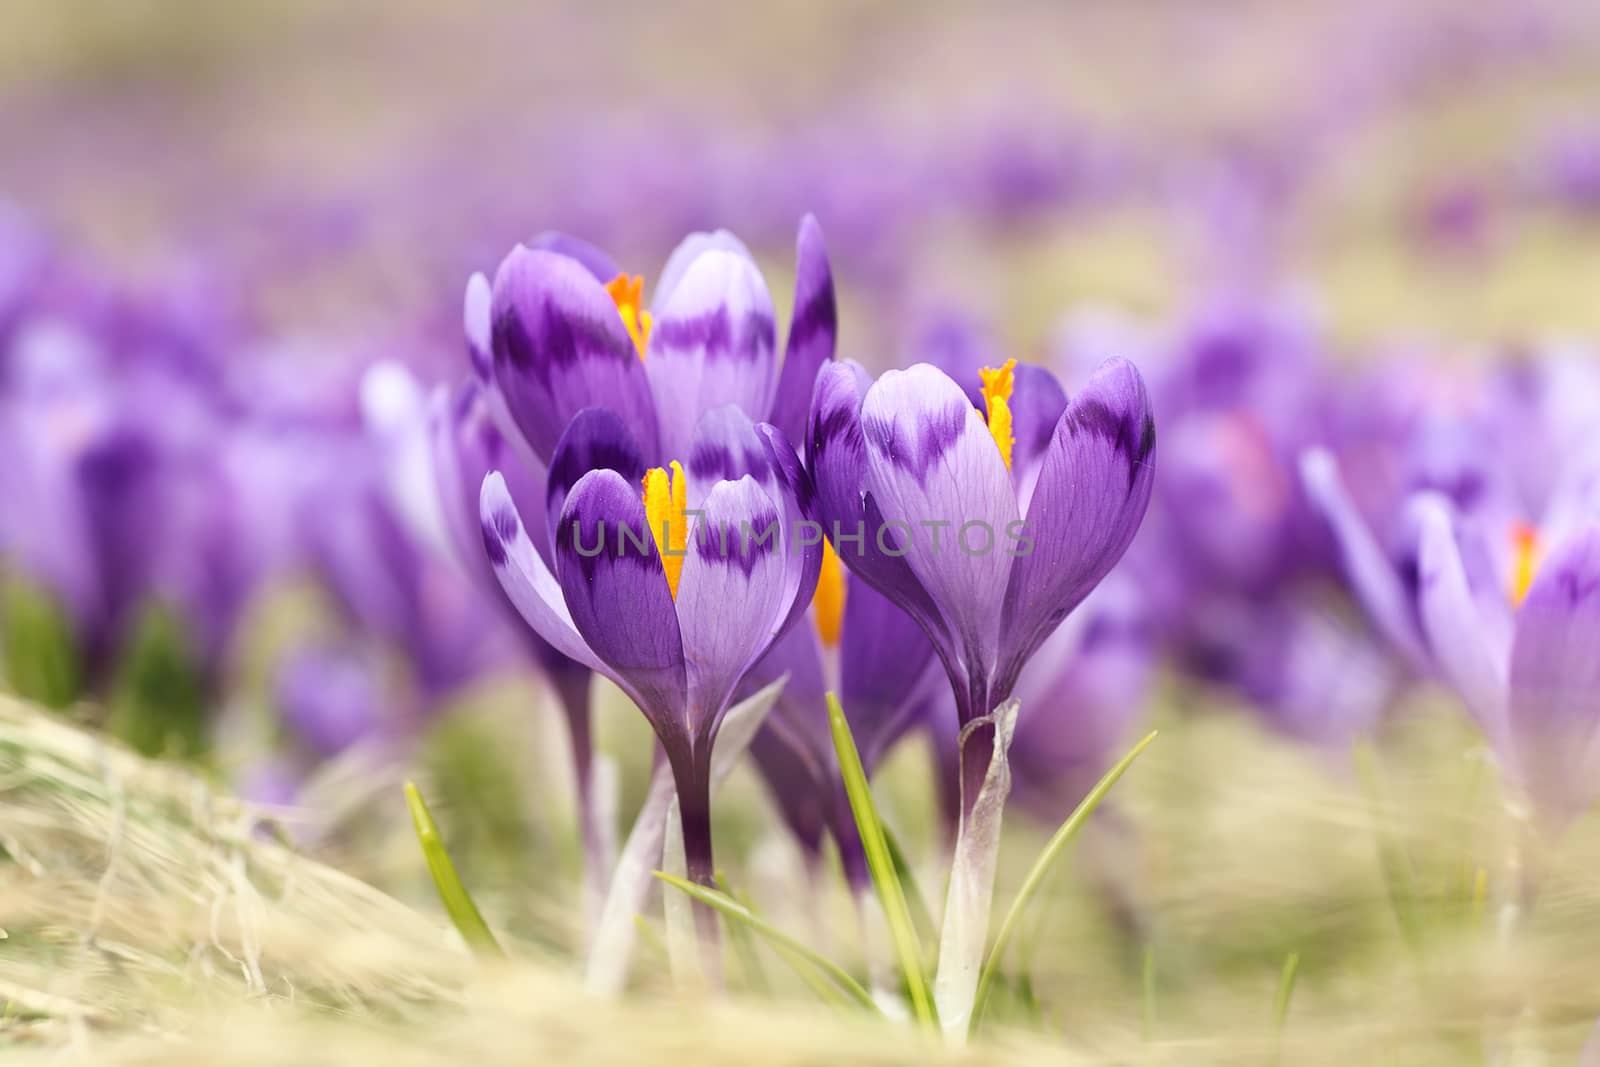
[5,686,1600,1064]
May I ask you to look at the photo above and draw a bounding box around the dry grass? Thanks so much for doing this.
[5,690,1600,1065]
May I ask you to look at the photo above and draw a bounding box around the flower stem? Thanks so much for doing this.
[667,745,722,981]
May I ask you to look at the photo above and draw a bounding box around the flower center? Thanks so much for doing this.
[605,273,652,360]
[979,358,1016,472]
[814,539,847,647]
[643,461,687,599]
[1509,521,1542,607]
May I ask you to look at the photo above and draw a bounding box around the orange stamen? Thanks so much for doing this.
[605,273,653,360]
[979,359,1016,472]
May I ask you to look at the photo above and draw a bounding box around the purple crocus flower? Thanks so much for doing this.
[395,216,836,918]
[480,403,821,900]
[483,215,836,468]
[808,354,1156,810]
[1412,470,1600,825]
[1300,360,1522,679]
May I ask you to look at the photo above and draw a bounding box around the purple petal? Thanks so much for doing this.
[490,246,660,465]
[1008,364,1071,510]
[480,470,602,674]
[744,623,829,760]
[553,470,686,732]
[1507,526,1600,822]
[650,229,754,312]
[861,363,1021,708]
[806,360,948,662]
[1300,448,1430,670]
[1414,494,1511,749]
[463,272,493,382]
[526,230,622,284]
[748,718,828,856]
[676,476,791,736]
[839,578,939,769]
[753,421,823,642]
[686,404,775,509]
[767,215,837,446]
[644,249,776,461]
[742,625,831,854]
[547,406,647,540]
[997,358,1155,696]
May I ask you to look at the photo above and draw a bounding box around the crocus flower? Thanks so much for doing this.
[1299,358,1523,676]
[480,403,821,896]
[483,215,836,468]
[1412,467,1600,825]
[808,354,1155,808]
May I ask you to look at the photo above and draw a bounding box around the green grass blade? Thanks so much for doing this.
[827,691,937,1028]
[970,729,1158,1036]
[881,823,938,949]
[1271,951,1301,1065]
[404,781,504,958]
[654,872,878,1012]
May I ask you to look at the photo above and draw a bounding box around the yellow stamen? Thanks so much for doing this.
[814,539,847,647]
[605,273,653,360]
[979,358,1016,472]
[642,461,688,599]
[1510,522,1541,607]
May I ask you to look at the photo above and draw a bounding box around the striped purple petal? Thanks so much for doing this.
[686,404,775,511]
[490,246,660,465]
[767,215,837,446]
[861,363,1019,715]
[676,476,791,738]
[807,360,948,660]
[1507,526,1600,823]
[554,469,687,733]
[997,357,1155,696]
[547,406,647,541]
[644,249,776,461]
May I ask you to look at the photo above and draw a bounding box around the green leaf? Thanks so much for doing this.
[881,822,938,950]
[653,872,878,1013]
[970,729,1158,1036]
[827,691,937,1028]
[404,781,504,958]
